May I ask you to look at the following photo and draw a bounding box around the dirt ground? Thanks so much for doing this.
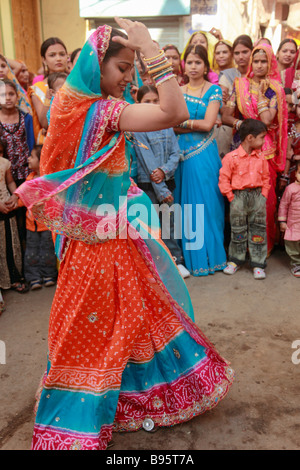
[0,247,299,451]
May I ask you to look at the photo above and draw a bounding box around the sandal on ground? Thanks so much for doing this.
[43,277,56,287]
[223,262,240,275]
[291,265,300,278]
[253,267,266,280]
[11,282,29,293]
[30,280,42,290]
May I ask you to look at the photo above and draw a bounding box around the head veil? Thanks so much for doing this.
[234,43,288,171]
[181,31,218,66]
[16,23,195,322]
[16,25,131,259]
[212,40,234,72]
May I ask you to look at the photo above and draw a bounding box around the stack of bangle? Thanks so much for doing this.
[144,50,175,87]
[233,119,242,130]
[179,120,194,130]
[257,99,269,114]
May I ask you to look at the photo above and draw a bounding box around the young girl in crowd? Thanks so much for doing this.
[0,139,23,312]
[133,84,190,278]
[10,145,57,290]
[0,79,35,279]
[0,79,34,186]
[0,55,32,115]
[278,160,300,277]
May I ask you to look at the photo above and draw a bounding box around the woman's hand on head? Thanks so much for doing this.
[113,17,159,58]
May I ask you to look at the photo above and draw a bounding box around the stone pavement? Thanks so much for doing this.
[0,248,299,450]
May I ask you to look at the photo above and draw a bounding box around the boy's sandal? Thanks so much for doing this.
[30,280,42,291]
[44,277,56,287]
[253,267,266,280]
[223,262,240,275]
[11,282,29,293]
[291,266,300,278]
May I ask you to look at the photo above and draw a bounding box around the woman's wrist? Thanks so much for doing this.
[142,44,160,60]
[233,119,242,130]
[179,119,194,130]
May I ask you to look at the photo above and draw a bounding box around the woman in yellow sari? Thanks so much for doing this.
[28,37,69,144]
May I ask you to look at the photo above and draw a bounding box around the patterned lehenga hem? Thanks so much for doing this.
[31,355,234,450]
[31,424,112,451]
[190,262,227,277]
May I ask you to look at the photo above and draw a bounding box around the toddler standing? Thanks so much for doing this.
[219,119,270,279]
[10,145,58,290]
[278,160,300,277]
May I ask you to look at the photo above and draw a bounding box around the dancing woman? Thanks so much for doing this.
[16,18,234,451]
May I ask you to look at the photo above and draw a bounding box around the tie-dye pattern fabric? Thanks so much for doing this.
[16,25,234,451]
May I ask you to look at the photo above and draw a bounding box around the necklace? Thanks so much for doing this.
[187,82,206,99]
[187,82,205,91]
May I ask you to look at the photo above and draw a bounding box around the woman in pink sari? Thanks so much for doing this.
[222,44,288,254]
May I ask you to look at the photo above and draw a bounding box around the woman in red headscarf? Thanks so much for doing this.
[222,44,288,255]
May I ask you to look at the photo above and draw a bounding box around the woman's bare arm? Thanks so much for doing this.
[115,18,189,132]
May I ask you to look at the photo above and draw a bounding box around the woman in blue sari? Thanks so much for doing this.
[174,44,226,276]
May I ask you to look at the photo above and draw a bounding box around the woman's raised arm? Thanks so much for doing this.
[114,18,189,132]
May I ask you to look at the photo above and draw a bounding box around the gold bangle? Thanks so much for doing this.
[148,62,171,75]
[151,67,174,80]
[144,50,165,62]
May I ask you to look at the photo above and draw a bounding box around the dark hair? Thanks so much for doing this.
[0,54,7,64]
[32,144,43,161]
[1,78,18,95]
[184,44,210,80]
[103,28,128,63]
[40,37,68,77]
[295,160,300,172]
[239,119,267,141]
[70,48,82,64]
[137,84,158,103]
[277,38,297,54]
[48,72,68,90]
[163,44,181,57]
[0,138,7,155]
[284,87,293,95]
[41,37,67,58]
[232,35,253,52]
